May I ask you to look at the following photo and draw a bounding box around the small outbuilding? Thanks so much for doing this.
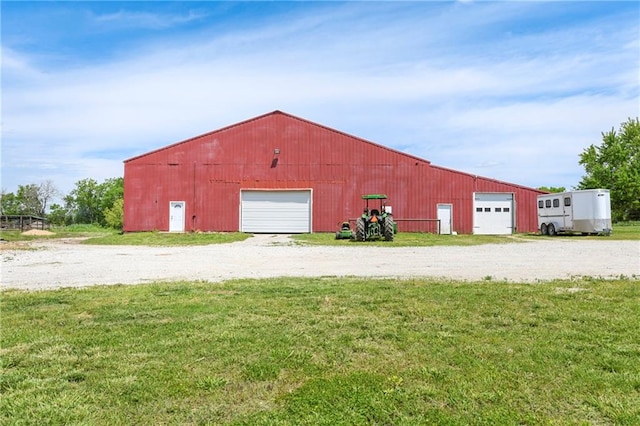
[123,110,544,234]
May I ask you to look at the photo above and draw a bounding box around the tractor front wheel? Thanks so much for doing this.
[384,217,394,241]
[356,218,366,241]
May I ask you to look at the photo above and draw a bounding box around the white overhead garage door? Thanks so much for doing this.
[241,190,311,233]
[473,192,515,235]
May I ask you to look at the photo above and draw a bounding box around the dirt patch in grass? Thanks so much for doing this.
[0,240,31,251]
[21,229,56,236]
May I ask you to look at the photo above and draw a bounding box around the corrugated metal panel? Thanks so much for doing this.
[124,111,544,233]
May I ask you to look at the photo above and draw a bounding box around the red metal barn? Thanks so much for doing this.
[124,111,544,234]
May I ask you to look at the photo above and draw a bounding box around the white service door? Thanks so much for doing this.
[437,204,453,234]
[473,193,514,235]
[241,190,311,233]
[169,201,185,232]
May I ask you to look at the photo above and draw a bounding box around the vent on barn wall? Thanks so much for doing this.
[271,148,280,168]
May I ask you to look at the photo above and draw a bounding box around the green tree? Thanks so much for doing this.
[98,177,124,215]
[537,186,566,193]
[0,191,21,215]
[65,177,124,225]
[47,203,71,226]
[16,184,40,216]
[65,178,102,224]
[577,117,640,221]
[104,198,124,229]
[1,181,59,217]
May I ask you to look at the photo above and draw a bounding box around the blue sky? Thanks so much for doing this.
[2,1,638,199]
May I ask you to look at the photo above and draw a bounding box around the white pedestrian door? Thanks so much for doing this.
[562,194,573,229]
[437,204,452,234]
[169,201,185,232]
[473,193,514,235]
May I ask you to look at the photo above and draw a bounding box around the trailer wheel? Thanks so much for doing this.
[547,223,556,236]
[540,223,548,236]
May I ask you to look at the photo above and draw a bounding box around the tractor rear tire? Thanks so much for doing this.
[356,218,366,241]
[384,217,394,241]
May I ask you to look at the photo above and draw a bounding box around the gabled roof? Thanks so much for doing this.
[123,109,544,193]
[124,110,431,165]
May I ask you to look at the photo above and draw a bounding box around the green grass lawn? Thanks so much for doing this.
[2,277,639,425]
[605,221,640,240]
[2,223,637,247]
[292,231,525,247]
[0,226,250,246]
[82,231,250,246]
[292,222,639,246]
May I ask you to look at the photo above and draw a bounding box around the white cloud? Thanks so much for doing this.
[1,2,638,195]
[92,9,208,30]
[0,46,45,80]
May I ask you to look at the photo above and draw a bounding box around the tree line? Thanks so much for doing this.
[577,117,639,222]
[1,118,638,228]
[1,177,124,229]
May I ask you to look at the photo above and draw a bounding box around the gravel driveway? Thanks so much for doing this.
[1,235,639,291]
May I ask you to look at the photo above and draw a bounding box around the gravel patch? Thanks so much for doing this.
[1,235,638,291]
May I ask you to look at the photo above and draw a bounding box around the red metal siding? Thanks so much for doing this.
[124,111,544,233]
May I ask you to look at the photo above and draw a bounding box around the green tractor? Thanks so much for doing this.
[335,221,354,240]
[355,194,395,241]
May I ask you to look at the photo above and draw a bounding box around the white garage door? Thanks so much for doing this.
[241,190,311,233]
[473,193,514,235]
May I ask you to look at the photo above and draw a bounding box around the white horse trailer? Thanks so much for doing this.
[537,189,612,236]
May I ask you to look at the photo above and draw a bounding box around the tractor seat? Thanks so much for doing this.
[370,209,379,223]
